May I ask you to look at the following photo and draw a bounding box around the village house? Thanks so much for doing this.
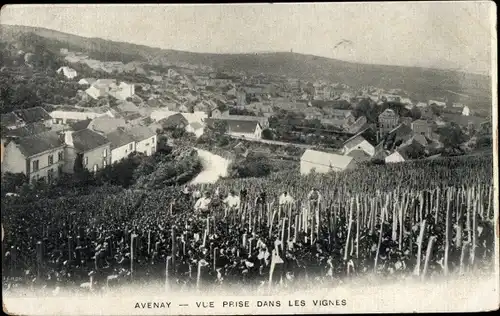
[1,112,26,130]
[62,129,112,173]
[300,149,357,175]
[384,123,414,150]
[346,116,368,134]
[347,149,371,163]
[6,107,53,130]
[1,131,66,183]
[2,122,51,139]
[411,119,434,138]
[385,148,411,164]
[108,82,136,101]
[342,134,376,157]
[56,66,78,79]
[378,108,400,138]
[50,110,112,125]
[185,121,205,138]
[105,128,136,164]
[158,113,189,130]
[125,126,157,156]
[88,117,127,135]
[227,120,263,139]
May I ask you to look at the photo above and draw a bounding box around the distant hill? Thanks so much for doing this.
[0,24,492,114]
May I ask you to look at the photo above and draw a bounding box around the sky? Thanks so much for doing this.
[0,3,495,75]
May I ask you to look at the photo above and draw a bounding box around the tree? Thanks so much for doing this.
[212,120,228,135]
[1,172,28,194]
[261,128,273,140]
[437,122,467,150]
[410,107,422,120]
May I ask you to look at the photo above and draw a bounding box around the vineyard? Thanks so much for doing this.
[1,154,496,295]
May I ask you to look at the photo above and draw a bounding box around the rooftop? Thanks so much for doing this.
[72,129,110,152]
[14,131,64,157]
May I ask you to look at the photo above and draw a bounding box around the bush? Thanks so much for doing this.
[229,153,272,178]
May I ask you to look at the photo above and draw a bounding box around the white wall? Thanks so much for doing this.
[111,142,136,164]
[1,142,26,174]
[344,140,375,157]
[300,160,331,175]
[385,152,405,163]
[136,135,157,156]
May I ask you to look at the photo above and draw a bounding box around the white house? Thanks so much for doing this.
[106,128,136,163]
[385,151,407,163]
[185,122,205,138]
[56,66,78,79]
[300,149,357,175]
[462,105,471,116]
[226,120,263,140]
[126,126,157,156]
[416,102,428,108]
[108,82,135,100]
[342,135,376,157]
[50,110,112,125]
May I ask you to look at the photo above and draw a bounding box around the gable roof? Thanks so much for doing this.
[4,122,50,138]
[347,149,371,162]
[14,131,64,157]
[379,108,398,118]
[13,107,52,124]
[89,117,127,134]
[125,126,156,141]
[72,129,110,152]
[105,128,135,149]
[301,149,354,170]
[69,119,92,132]
[188,121,204,130]
[158,113,188,128]
[343,135,369,149]
[1,112,23,127]
[226,120,260,134]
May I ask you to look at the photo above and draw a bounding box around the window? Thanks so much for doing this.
[129,143,133,151]
[103,160,107,168]
[58,151,64,161]
[48,155,54,165]
[151,137,155,143]
[84,156,88,166]
[32,160,39,172]
[47,169,54,181]
[93,164,98,172]
[103,148,107,157]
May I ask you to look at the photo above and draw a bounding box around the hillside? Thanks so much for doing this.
[0,24,492,113]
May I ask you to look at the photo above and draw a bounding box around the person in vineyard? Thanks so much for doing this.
[192,188,202,200]
[278,191,294,206]
[194,191,211,214]
[255,190,267,214]
[307,187,322,209]
[223,190,240,211]
[239,187,248,206]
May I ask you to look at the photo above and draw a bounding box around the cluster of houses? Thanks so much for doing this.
[298,104,489,175]
[2,47,491,183]
[1,107,156,184]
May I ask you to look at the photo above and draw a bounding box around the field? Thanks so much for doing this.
[1,154,495,295]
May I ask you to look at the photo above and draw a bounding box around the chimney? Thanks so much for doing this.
[63,131,74,147]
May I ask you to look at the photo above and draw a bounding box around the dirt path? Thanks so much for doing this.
[190,148,231,184]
